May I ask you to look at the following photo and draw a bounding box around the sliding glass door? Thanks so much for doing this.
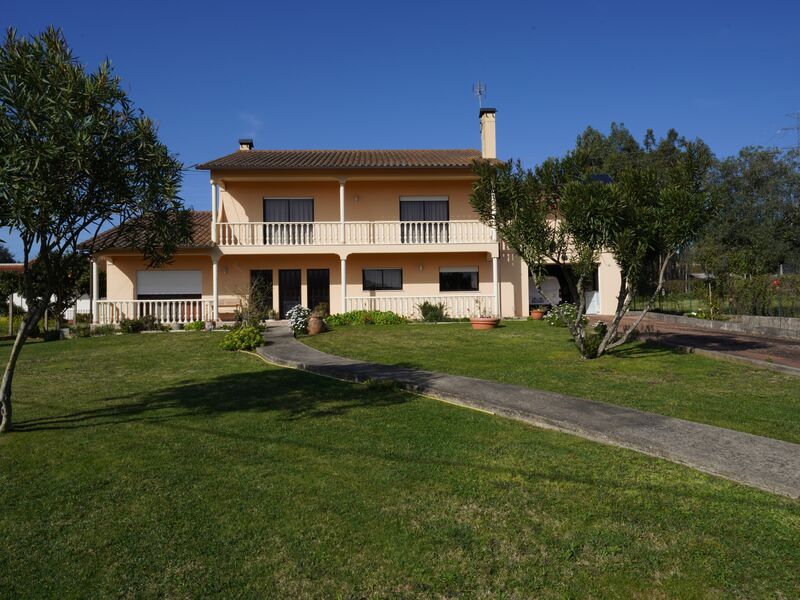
[400,197,449,243]
[263,198,314,244]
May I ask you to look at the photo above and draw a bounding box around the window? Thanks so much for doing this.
[439,267,478,292]
[263,198,314,222]
[136,270,202,300]
[362,268,403,291]
[263,198,314,244]
[399,196,449,221]
[400,196,450,243]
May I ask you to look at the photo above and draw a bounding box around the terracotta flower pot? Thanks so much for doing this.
[307,316,324,336]
[530,309,545,320]
[470,317,500,330]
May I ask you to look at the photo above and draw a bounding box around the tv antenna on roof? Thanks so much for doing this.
[473,81,487,108]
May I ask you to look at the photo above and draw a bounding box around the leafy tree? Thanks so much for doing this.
[696,147,800,276]
[471,125,714,358]
[0,28,192,432]
[0,243,15,264]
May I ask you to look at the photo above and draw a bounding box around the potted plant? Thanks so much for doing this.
[469,299,500,330]
[307,303,329,336]
[530,305,547,320]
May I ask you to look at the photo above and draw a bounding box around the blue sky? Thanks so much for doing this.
[3,0,800,259]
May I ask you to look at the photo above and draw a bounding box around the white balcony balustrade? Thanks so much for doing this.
[96,299,213,325]
[216,220,494,247]
[345,294,495,319]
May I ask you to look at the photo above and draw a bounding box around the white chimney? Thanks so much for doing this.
[239,138,254,151]
[479,108,496,159]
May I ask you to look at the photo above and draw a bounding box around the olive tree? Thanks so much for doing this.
[0,28,192,432]
[471,125,714,358]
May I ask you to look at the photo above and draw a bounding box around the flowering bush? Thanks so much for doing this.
[543,303,586,328]
[286,305,311,336]
[220,326,263,351]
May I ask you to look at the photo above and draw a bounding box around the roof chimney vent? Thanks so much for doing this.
[479,108,496,159]
[238,138,254,151]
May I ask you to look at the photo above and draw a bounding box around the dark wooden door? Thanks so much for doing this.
[307,269,330,313]
[278,269,301,318]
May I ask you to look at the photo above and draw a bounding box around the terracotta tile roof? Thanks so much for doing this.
[196,148,482,171]
[91,211,213,251]
[0,263,23,273]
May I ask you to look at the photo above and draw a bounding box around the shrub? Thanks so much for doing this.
[119,318,145,334]
[70,323,92,338]
[325,310,408,327]
[92,325,116,336]
[183,320,206,331]
[220,325,263,351]
[418,301,447,322]
[119,315,169,333]
[42,330,61,342]
[286,305,311,336]
[543,303,587,328]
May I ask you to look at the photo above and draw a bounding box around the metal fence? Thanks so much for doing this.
[632,274,800,319]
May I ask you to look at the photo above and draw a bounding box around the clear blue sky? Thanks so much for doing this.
[3,0,800,259]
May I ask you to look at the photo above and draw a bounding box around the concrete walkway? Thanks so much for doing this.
[258,326,800,499]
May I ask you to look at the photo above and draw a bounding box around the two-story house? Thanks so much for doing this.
[90,109,622,325]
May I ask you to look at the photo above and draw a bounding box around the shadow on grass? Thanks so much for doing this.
[14,365,413,433]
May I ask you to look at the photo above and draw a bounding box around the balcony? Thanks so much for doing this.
[96,299,213,325]
[216,220,495,247]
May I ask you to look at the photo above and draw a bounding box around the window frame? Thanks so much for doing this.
[362,268,403,291]
[438,266,479,292]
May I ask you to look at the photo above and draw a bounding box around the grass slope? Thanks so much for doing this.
[305,320,800,444]
[0,333,798,598]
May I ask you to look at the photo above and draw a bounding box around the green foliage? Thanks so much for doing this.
[0,27,192,429]
[119,315,166,334]
[220,326,263,351]
[418,301,448,322]
[325,310,408,327]
[183,320,206,331]
[471,123,714,358]
[92,325,117,336]
[119,319,146,334]
[696,148,800,276]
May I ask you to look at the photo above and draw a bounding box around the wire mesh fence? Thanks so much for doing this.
[632,274,800,319]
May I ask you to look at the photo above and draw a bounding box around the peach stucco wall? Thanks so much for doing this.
[105,254,214,300]
[218,179,477,224]
[101,250,529,317]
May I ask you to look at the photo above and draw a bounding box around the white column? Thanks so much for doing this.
[340,258,347,313]
[212,258,219,323]
[490,190,498,242]
[339,179,346,243]
[7,295,12,336]
[91,259,99,324]
[492,256,500,317]
[210,181,218,244]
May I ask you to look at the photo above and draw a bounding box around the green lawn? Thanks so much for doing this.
[1,333,798,598]
[305,320,800,444]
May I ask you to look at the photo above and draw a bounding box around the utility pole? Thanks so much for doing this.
[778,112,800,149]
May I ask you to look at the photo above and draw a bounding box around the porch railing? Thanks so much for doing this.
[345,295,496,319]
[216,220,494,247]
[96,299,213,325]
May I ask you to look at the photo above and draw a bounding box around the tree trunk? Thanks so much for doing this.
[0,301,46,433]
[601,251,676,354]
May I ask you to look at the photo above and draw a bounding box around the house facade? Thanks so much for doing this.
[91,110,622,325]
